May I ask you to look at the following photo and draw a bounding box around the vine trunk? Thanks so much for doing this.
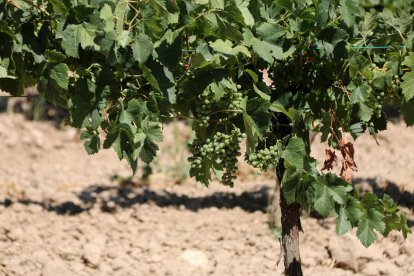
[277,161,303,276]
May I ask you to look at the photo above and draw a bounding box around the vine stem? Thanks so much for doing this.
[9,0,50,16]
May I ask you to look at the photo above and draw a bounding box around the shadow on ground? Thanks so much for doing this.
[1,177,413,224]
[0,185,271,216]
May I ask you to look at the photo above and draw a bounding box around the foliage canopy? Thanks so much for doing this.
[1,0,413,247]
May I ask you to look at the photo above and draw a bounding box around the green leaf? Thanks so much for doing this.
[215,14,243,42]
[270,101,299,122]
[276,0,292,10]
[345,197,362,224]
[243,111,260,153]
[49,63,69,90]
[251,38,294,63]
[132,34,153,63]
[61,24,97,58]
[144,122,163,143]
[114,0,129,33]
[403,53,414,69]
[282,137,305,170]
[103,128,120,149]
[358,103,374,122]
[211,0,224,9]
[401,101,414,126]
[49,0,67,15]
[80,130,100,155]
[329,185,352,205]
[350,83,371,104]
[253,83,270,101]
[209,39,251,57]
[245,69,258,83]
[361,193,380,209]
[100,4,115,32]
[399,215,411,239]
[0,21,17,40]
[336,207,352,235]
[45,50,66,62]
[357,209,386,247]
[38,63,69,107]
[314,180,334,216]
[235,0,254,26]
[0,65,7,78]
[339,0,360,27]
[317,0,332,26]
[140,138,159,163]
[401,71,414,101]
[69,77,104,128]
[281,169,311,206]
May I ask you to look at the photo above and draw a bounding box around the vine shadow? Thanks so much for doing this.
[0,185,271,216]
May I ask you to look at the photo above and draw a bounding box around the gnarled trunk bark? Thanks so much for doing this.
[277,161,303,276]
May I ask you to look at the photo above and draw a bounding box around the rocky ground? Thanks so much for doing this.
[0,114,413,276]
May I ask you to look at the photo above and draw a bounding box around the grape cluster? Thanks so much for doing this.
[216,129,244,186]
[121,81,139,96]
[246,144,281,171]
[195,89,214,127]
[188,128,245,186]
[391,74,401,91]
[226,87,244,118]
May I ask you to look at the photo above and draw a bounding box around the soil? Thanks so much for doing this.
[0,114,413,276]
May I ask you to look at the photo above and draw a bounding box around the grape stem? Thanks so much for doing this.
[208,109,243,116]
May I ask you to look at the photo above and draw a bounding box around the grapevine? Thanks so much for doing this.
[1,0,413,275]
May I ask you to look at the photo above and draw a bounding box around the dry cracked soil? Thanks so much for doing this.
[0,114,414,276]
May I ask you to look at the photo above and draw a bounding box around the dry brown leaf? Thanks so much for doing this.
[321,149,337,171]
[339,138,357,183]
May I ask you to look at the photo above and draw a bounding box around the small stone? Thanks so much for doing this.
[6,228,23,242]
[42,259,72,276]
[82,244,102,268]
[179,250,209,268]
[112,257,128,271]
[383,242,400,258]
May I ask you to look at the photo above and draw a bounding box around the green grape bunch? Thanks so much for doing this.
[246,143,282,171]
[188,128,245,187]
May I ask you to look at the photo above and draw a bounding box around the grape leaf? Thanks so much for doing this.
[339,0,360,27]
[357,209,386,247]
[401,101,414,126]
[282,137,306,170]
[336,207,352,235]
[403,53,414,68]
[80,130,100,155]
[132,34,153,63]
[317,0,332,26]
[313,179,334,216]
[401,71,414,101]
[49,63,69,90]
[61,24,97,58]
